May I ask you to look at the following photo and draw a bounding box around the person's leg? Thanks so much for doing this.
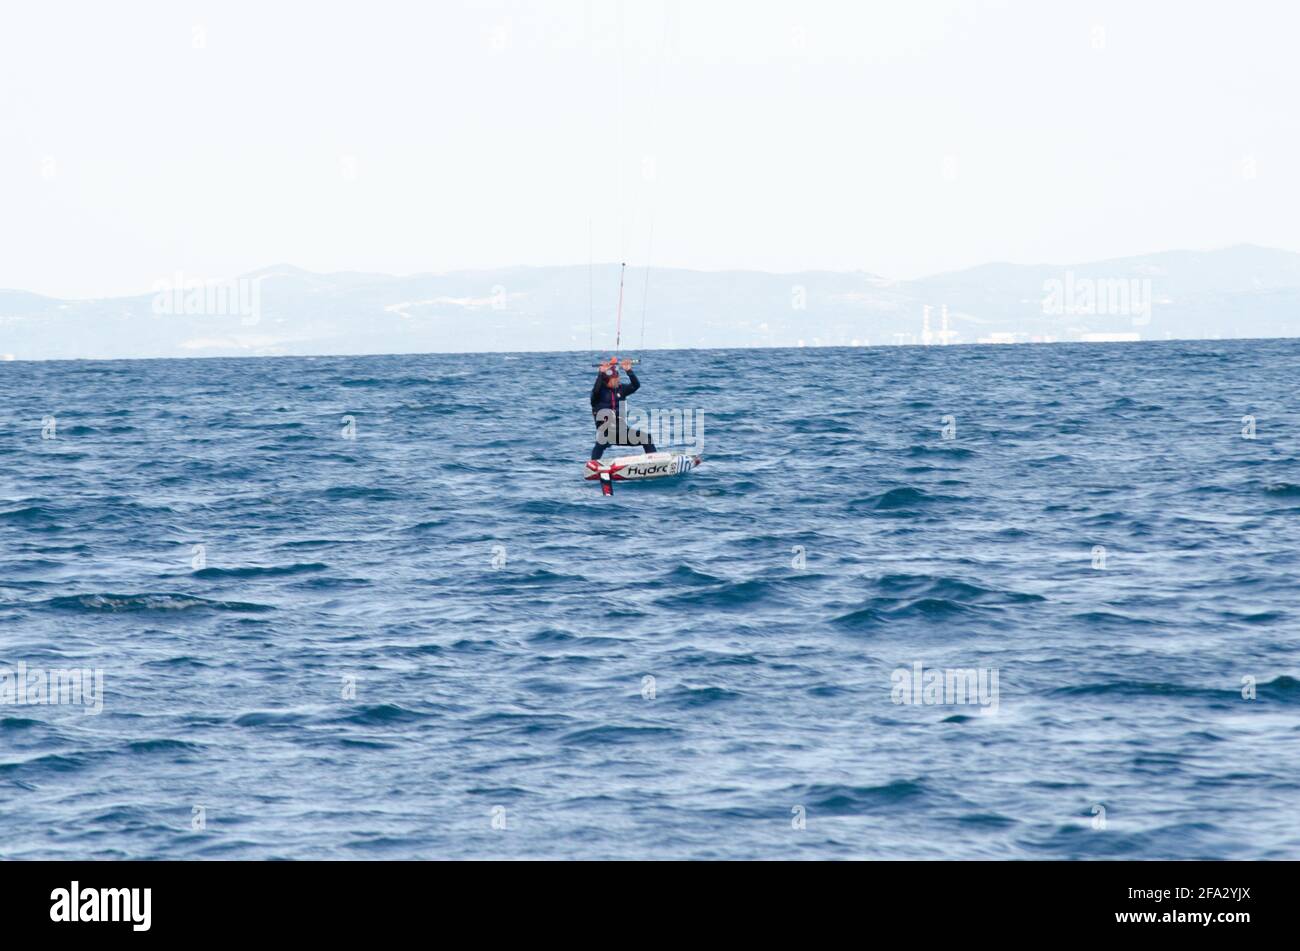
[625,427,656,453]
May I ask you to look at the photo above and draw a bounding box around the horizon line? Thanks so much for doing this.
[1,334,1289,366]
[3,241,1294,304]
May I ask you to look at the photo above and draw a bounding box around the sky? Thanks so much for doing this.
[2,0,1298,299]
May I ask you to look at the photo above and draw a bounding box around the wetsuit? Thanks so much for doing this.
[590,368,657,461]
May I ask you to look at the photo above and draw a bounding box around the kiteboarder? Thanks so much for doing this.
[590,356,656,461]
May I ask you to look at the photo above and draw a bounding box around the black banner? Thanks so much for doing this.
[0,859,1287,938]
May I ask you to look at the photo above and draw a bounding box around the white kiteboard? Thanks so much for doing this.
[583,450,702,495]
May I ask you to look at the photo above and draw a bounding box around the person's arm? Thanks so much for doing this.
[591,357,616,406]
[622,368,640,397]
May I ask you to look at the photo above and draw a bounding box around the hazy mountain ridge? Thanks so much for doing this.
[3,245,1300,360]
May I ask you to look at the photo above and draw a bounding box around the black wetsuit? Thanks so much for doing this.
[590,369,656,461]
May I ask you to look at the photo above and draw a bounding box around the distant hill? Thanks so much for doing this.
[4,245,1300,359]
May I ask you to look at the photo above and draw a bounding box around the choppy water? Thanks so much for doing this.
[2,340,1298,859]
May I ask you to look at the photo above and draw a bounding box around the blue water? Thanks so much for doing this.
[2,340,1299,859]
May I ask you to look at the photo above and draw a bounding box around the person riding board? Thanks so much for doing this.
[590,356,656,461]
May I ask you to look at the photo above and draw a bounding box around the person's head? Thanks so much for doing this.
[605,368,620,388]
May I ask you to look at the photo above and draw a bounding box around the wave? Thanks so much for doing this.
[833,574,1043,628]
[0,752,90,778]
[790,417,857,434]
[870,573,1045,605]
[321,486,404,501]
[1047,681,1242,702]
[41,593,274,613]
[670,685,743,707]
[847,486,957,513]
[233,711,309,728]
[653,564,724,587]
[0,505,63,528]
[192,562,328,579]
[782,779,927,814]
[340,375,432,388]
[0,717,41,731]
[122,739,205,755]
[905,444,976,460]
[561,725,679,745]
[333,703,429,726]
[656,577,778,610]
[1071,610,1163,628]
[833,597,977,628]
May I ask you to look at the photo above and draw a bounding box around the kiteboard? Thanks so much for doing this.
[584,450,702,496]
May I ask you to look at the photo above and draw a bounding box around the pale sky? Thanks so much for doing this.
[2,0,1298,298]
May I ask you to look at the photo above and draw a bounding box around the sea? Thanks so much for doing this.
[2,339,1298,859]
